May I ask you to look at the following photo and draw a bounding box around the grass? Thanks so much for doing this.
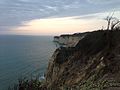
[8,76,45,90]
[62,75,120,90]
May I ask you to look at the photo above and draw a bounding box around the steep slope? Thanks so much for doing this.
[45,30,120,90]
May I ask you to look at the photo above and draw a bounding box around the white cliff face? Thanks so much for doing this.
[54,33,87,47]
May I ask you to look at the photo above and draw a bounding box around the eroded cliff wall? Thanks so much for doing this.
[45,30,120,90]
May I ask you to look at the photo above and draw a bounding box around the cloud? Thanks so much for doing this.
[73,11,120,20]
[18,0,29,2]
[0,0,119,34]
[87,0,120,4]
[10,17,106,35]
[44,6,58,11]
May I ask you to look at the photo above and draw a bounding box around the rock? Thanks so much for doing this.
[45,30,120,90]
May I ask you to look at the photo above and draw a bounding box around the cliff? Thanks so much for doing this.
[53,33,87,47]
[44,29,120,90]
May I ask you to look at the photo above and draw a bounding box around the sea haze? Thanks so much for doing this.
[0,35,56,90]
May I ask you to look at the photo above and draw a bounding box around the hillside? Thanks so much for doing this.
[44,29,120,90]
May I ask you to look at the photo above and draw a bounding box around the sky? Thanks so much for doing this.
[0,0,120,35]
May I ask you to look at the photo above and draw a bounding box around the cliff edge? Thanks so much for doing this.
[44,29,120,90]
[53,33,87,47]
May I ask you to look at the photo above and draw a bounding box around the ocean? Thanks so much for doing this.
[0,35,56,90]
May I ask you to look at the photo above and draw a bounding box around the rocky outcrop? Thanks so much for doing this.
[53,33,87,47]
[45,30,120,90]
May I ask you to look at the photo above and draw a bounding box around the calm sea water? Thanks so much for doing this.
[0,35,56,90]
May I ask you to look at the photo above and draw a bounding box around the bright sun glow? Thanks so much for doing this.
[10,16,107,35]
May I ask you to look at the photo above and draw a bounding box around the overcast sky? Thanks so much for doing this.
[0,0,120,35]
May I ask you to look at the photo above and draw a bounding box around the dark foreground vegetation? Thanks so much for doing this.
[8,78,45,90]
